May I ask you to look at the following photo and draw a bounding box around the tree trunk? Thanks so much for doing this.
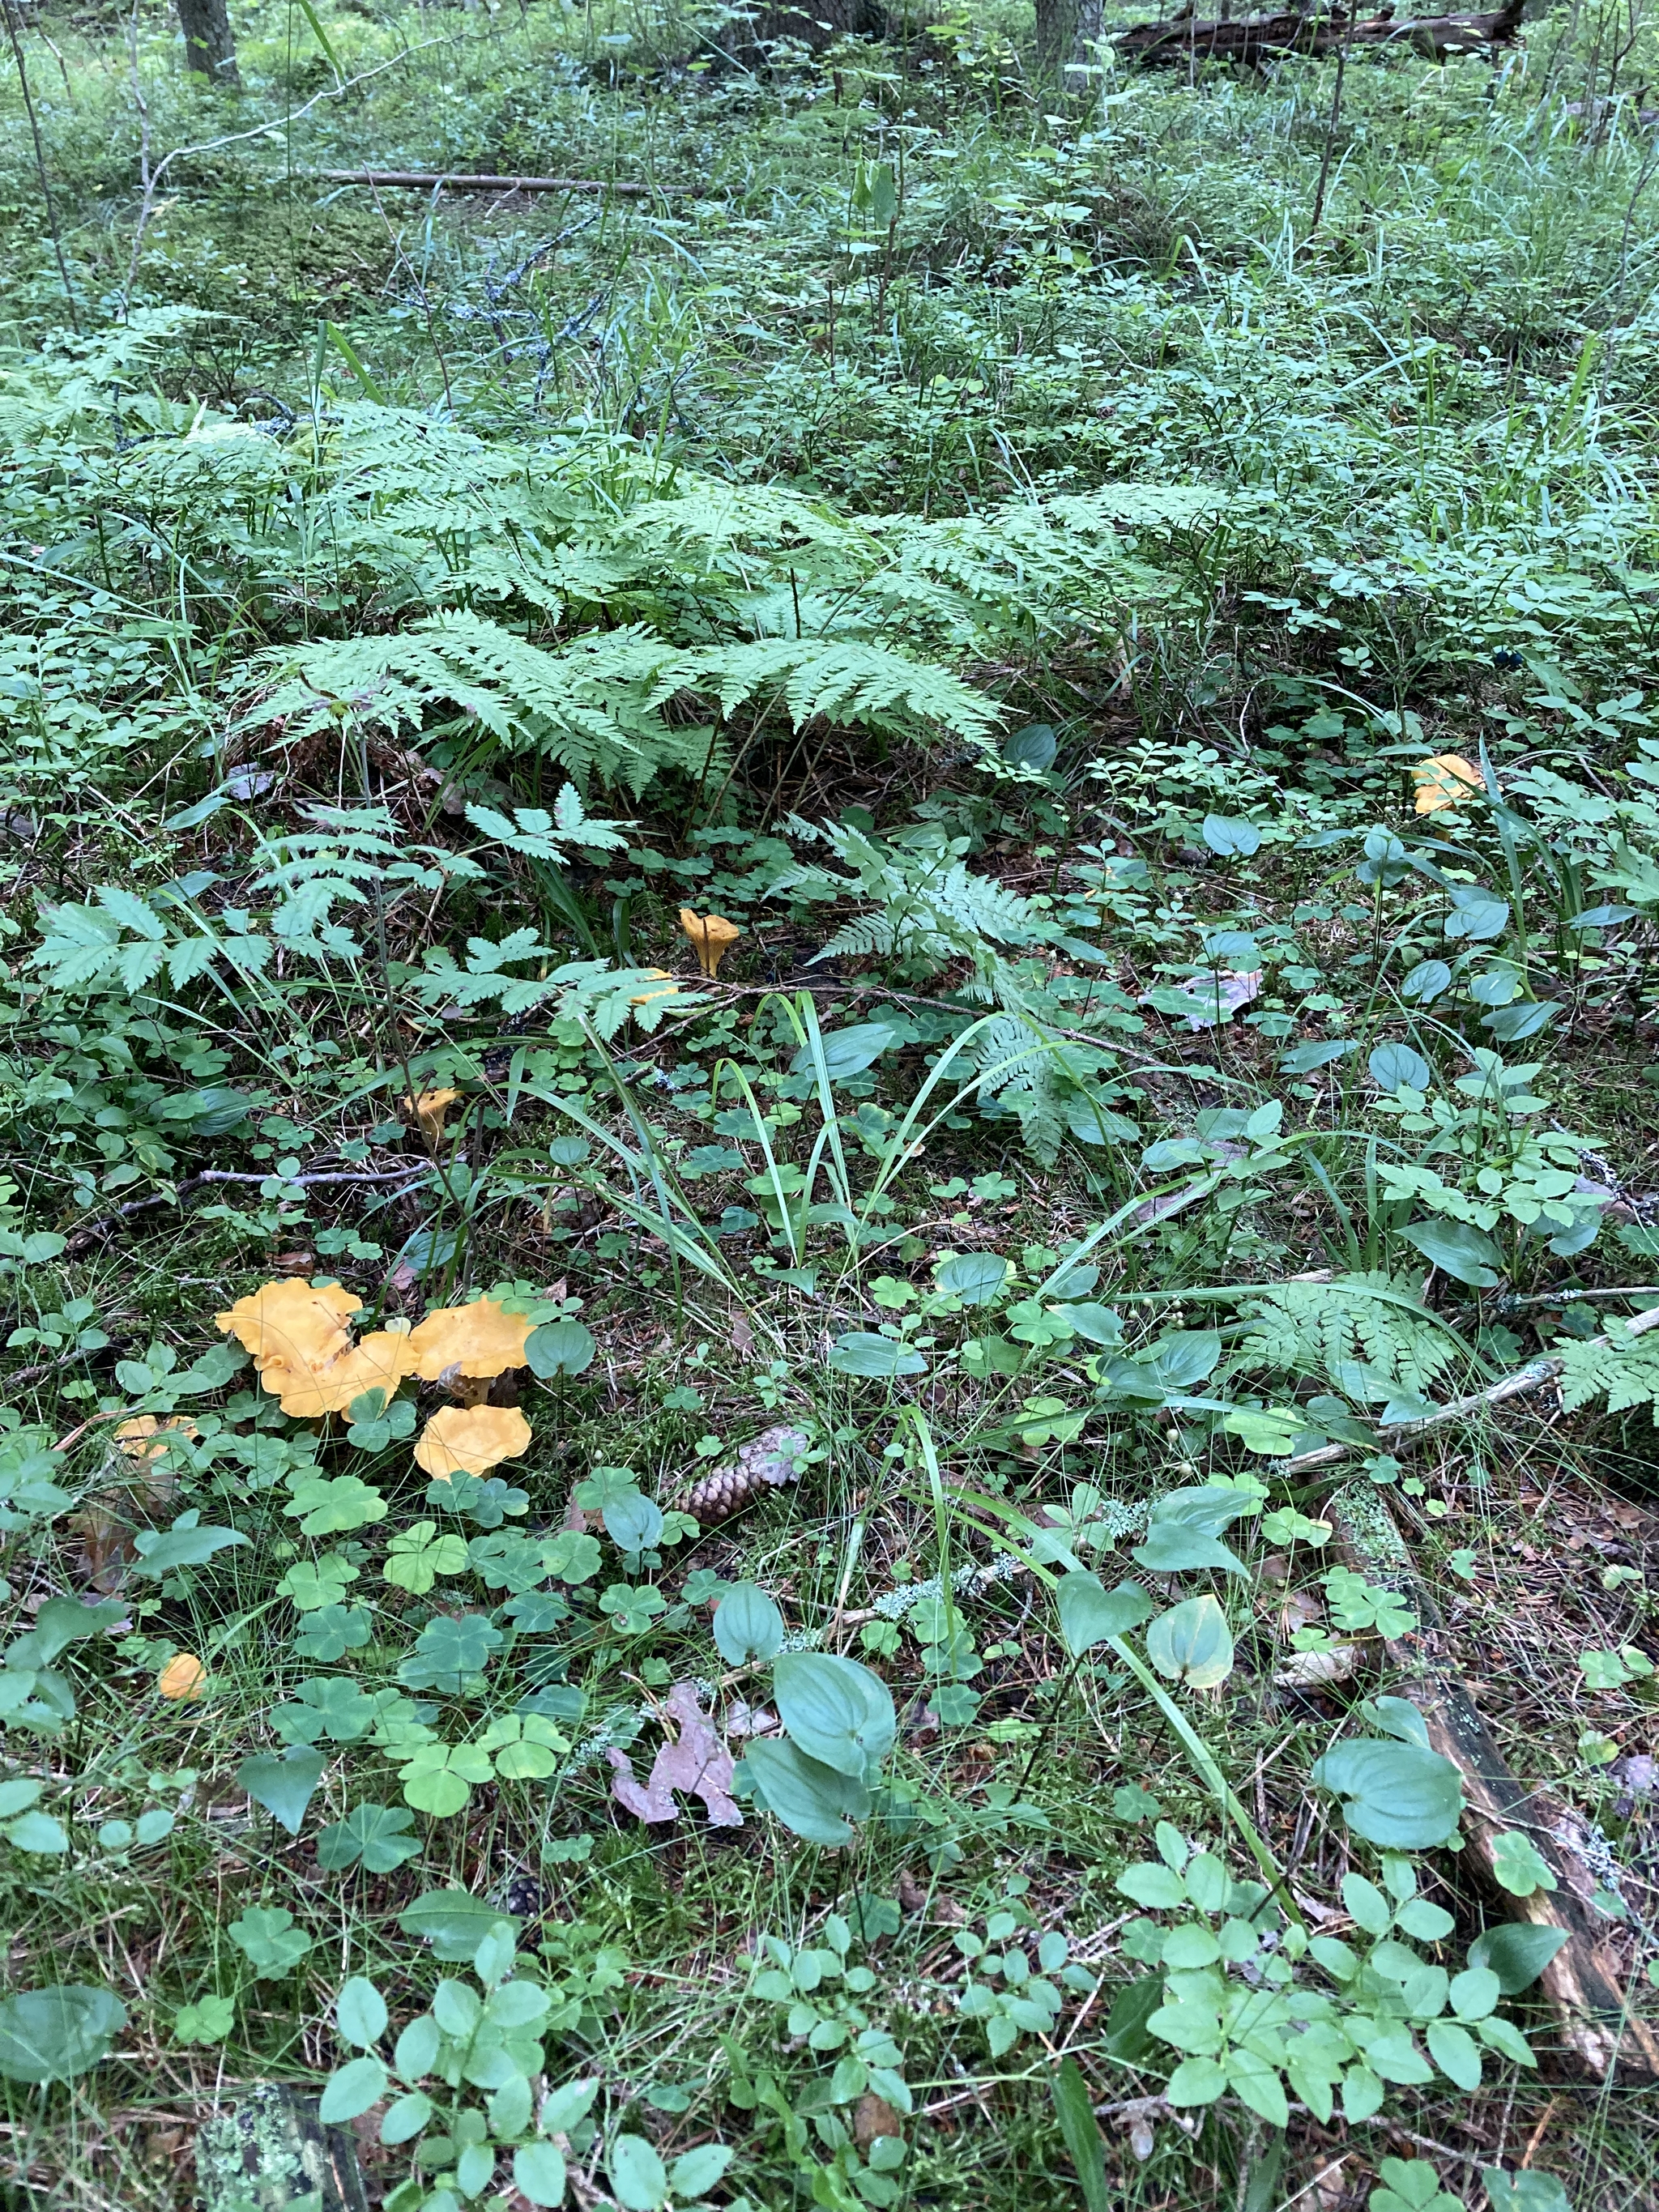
[176,0,239,84]
[1035,0,1105,86]
[734,0,886,54]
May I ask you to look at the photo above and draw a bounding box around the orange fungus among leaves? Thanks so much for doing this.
[1411,754,1484,814]
[158,1653,206,1701]
[678,909,740,978]
[414,1404,532,1481]
[405,1298,535,1383]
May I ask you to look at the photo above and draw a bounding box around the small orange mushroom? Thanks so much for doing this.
[217,1278,418,1417]
[405,1298,535,1383]
[414,1404,532,1481]
[157,1652,207,1701]
[1412,754,1484,815]
[679,909,740,979]
[405,1086,460,1147]
[115,1415,200,1464]
[627,967,681,1010]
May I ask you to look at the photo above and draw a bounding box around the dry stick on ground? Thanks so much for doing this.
[320,170,650,197]
[1328,1479,1659,2081]
[61,1166,429,1255]
[1286,1303,1659,1473]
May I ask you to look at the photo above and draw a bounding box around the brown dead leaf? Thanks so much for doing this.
[1273,1644,1361,1688]
[853,2095,902,2151]
[731,1311,755,1357]
[1279,1589,1324,1636]
[71,1508,136,1593]
[607,1681,743,1827]
[896,1867,928,1914]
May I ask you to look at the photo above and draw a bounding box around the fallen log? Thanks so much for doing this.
[320,169,648,197]
[1328,1482,1659,2082]
[1115,0,1525,68]
[196,2084,370,2212]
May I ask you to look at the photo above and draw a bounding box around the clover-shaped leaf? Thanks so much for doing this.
[228,1906,313,1978]
[345,1389,419,1453]
[397,1613,503,1694]
[284,1474,388,1537]
[315,1802,422,1874]
[383,1521,469,1596]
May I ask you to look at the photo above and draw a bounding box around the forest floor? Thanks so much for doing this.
[3,4,1659,2210]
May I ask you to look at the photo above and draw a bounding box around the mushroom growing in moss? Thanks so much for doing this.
[414,1404,532,1481]
[216,1281,360,1374]
[217,1279,415,1417]
[405,1298,535,1384]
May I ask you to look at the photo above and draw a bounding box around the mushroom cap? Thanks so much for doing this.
[405,1298,536,1383]
[679,908,741,978]
[157,1652,206,1701]
[256,1330,416,1418]
[407,1086,460,1143]
[216,1281,360,1371]
[1412,754,1483,814]
[414,1403,532,1481]
[115,1415,200,1463]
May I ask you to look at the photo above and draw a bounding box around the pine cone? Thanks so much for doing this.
[669,1424,808,1524]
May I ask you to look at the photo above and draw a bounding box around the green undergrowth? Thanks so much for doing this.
[2,2,1659,2210]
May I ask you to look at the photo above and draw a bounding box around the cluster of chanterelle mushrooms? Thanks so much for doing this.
[215,1281,539,1479]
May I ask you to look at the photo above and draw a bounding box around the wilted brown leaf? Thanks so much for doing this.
[607,1681,743,1827]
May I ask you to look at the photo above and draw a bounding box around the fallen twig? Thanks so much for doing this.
[63,1167,428,1252]
[321,169,650,197]
[1115,0,1525,67]
[1287,1303,1659,1471]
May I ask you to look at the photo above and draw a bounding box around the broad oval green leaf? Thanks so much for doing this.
[669,2145,734,2201]
[774,1652,895,1778]
[318,2054,389,2123]
[828,1332,927,1379]
[1401,1218,1503,1288]
[514,2142,569,2208]
[1311,1737,1465,1850]
[713,1583,785,1666]
[526,1319,596,1379]
[1369,1042,1432,1093]
[1145,1596,1235,1689]
[793,1023,897,1081]
[935,1252,1010,1306]
[335,1976,387,2049]
[380,2091,434,2146]
[608,2132,670,2212]
[742,1737,871,1847]
[0,1985,126,2082]
[1466,1922,1568,1996]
